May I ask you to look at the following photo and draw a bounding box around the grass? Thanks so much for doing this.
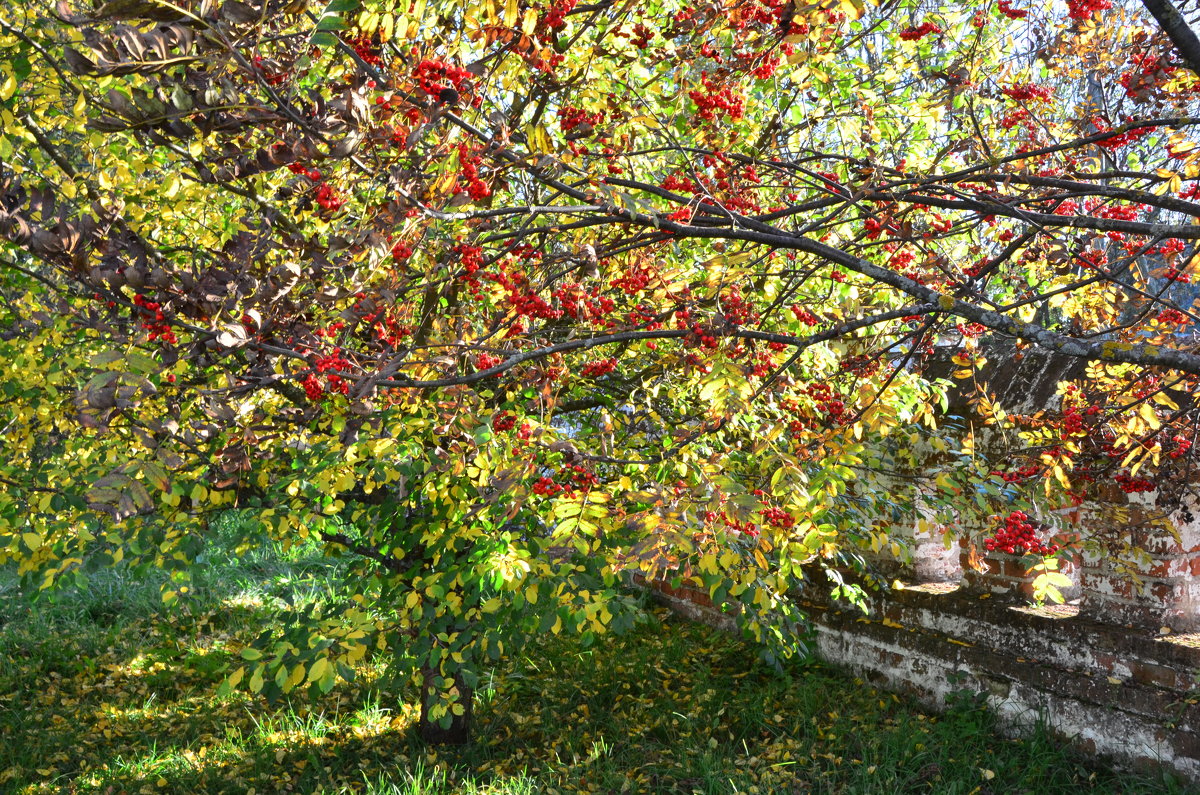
[0,526,1189,794]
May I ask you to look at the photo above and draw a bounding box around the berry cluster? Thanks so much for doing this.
[688,72,745,122]
[1157,309,1189,324]
[346,34,383,67]
[995,464,1040,483]
[314,320,345,339]
[581,358,617,377]
[677,314,721,350]
[310,349,353,398]
[1066,0,1112,20]
[475,265,560,322]
[719,285,757,326]
[984,511,1059,556]
[806,382,846,422]
[899,21,942,41]
[314,182,345,211]
[1114,472,1156,493]
[475,352,504,372]
[1059,405,1098,437]
[656,154,764,215]
[302,374,323,400]
[492,412,516,432]
[1001,83,1052,102]
[531,462,598,497]
[999,108,1033,132]
[454,143,491,201]
[1120,51,1176,101]
[531,476,563,496]
[538,0,577,38]
[707,506,760,538]
[1076,249,1106,270]
[413,59,471,99]
[957,322,987,338]
[839,354,879,377]
[390,238,412,263]
[791,305,820,326]
[1091,118,1157,151]
[997,0,1027,18]
[288,163,344,211]
[558,106,604,134]
[133,294,176,344]
[611,264,651,295]
[1093,202,1144,221]
[760,505,795,530]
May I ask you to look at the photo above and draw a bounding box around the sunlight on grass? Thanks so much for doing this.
[1,548,1189,795]
[222,593,269,610]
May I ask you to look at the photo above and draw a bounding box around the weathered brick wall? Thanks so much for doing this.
[642,495,1200,784]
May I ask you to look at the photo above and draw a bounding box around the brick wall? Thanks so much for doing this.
[641,493,1200,785]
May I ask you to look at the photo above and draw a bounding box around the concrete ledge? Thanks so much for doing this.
[640,577,1200,784]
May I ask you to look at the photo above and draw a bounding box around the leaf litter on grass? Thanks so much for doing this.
[0,565,1188,795]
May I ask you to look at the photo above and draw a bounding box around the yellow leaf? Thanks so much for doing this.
[529,124,552,153]
[504,0,518,27]
[699,378,726,402]
[224,666,245,690]
[249,665,264,693]
[838,0,867,19]
[521,7,538,35]
[285,662,306,691]
[1153,391,1180,410]
[0,72,15,102]
[307,657,331,684]
[1138,402,1161,430]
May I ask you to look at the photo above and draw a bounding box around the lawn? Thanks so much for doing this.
[0,527,1186,794]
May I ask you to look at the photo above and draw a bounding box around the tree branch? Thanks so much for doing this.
[1142,0,1200,76]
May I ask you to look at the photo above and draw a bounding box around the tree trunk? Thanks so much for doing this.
[418,667,474,744]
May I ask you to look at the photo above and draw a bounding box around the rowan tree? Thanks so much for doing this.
[3,0,1200,740]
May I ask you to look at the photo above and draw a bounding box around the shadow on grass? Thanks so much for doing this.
[0,532,1190,795]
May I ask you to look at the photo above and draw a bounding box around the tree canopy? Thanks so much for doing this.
[4,0,1200,739]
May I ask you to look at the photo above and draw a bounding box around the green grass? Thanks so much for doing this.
[0,528,1189,794]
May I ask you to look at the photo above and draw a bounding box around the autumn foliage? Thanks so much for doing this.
[4,0,1200,739]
